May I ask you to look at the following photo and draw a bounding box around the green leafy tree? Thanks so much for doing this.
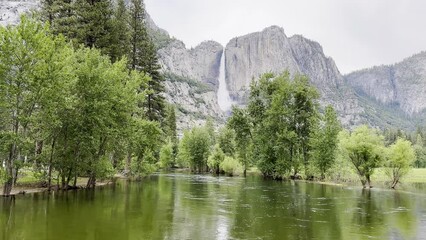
[228,106,252,177]
[177,127,210,173]
[233,72,320,179]
[163,104,177,147]
[220,156,242,176]
[338,125,385,188]
[159,139,174,169]
[130,119,162,178]
[413,134,426,168]
[385,139,415,188]
[0,17,69,195]
[312,105,341,179]
[217,126,236,157]
[290,75,320,175]
[207,144,225,174]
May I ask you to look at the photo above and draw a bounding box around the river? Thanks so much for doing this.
[1,173,426,240]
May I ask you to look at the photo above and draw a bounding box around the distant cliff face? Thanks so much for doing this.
[0,0,38,26]
[158,39,225,130]
[225,26,363,126]
[346,52,426,115]
[158,40,223,87]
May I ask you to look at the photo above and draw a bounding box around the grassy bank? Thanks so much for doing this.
[1,169,113,196]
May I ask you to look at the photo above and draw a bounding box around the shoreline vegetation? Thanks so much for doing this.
[2,168,425,197]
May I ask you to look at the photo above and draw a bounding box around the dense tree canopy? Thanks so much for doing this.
[0,16,164,196]
[338,125,385,188]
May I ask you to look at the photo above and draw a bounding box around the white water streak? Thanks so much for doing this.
[217,50,234,112]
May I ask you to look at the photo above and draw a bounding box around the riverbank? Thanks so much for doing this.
[2,168,426,196]
[0,177,114,196]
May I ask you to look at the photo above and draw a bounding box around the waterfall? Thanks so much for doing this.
[217,50,233,112]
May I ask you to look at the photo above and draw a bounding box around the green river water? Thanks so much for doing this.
[1,173,426,240]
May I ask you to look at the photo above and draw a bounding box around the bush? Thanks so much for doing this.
[131,150,158,180]
[220,156,242,176]
[96,157,115,181]
[159,140,174,169]
[177,127,210,172]
[207,145,225,174]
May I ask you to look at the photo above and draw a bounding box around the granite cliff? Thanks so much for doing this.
[346,52,426,115]
[225,26,363,126]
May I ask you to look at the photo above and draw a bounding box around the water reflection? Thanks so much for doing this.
[0,174,425,240]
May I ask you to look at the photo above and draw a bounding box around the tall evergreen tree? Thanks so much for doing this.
[74,0,114,55]
[128,0,165,121]
[41,0,77,40]
[110,0,130,62]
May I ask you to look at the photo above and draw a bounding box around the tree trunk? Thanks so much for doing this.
[2,179,13,196]
[3,142,16,196]
[361,179,367,188]
[73,172,77,188]
[13,168,18,186]
[391,177,399,189]
[47,139,55,191]
[125,151,132,175]
[366,175,372,188]
[86,174,96,189]
[61,174,66,190]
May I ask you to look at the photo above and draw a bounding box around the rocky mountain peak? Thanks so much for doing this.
[346,51,426,117]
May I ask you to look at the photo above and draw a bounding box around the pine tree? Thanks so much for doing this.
[40,0,77,39]
[128,0,165,122]
[128,0,146,71]
[74,0,114,55]
[144,40,165,121]
[110,0,130,62]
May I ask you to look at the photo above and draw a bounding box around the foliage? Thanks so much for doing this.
[385,139,416,188]
[312,105,341,179]
[413,134,426,168]
[338,125,385,188]
[128,0,165,121]
[228,106,252,176]
[131,149,157,180]
[207,145,225,174]
[159,139,174,169]
[177,126,211,172]
[0,16,166,194]
[217,126,236,157]
[220,156,243,176]
[95,157,115,181]
[228,72,322,179]
[0,167,7,184]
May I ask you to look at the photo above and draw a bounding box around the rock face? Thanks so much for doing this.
[225,26,363,126]
[346,52,426,115]
[158,39,225,130]
[159,40,223,87]
[0,0,38,26]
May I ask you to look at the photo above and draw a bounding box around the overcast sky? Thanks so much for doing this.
[145,0,426,74]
